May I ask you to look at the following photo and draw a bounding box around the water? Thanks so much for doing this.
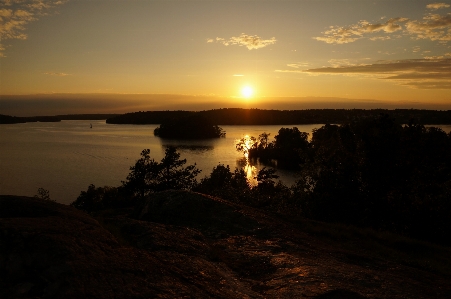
[0,121,323,204]
[1,121,450,204]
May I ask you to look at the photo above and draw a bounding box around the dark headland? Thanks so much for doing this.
[1,192,450,299]
[0,114,119,124]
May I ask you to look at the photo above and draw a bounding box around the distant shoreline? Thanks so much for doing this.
[0,114,119,124]
[2,109,451,125]
[105,108,451,126]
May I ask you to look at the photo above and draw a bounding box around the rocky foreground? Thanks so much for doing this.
[1,192,450,299]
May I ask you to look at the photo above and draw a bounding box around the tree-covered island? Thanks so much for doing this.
[154,115,225,139]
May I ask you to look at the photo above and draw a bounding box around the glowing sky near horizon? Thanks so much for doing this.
[1,0,451,113]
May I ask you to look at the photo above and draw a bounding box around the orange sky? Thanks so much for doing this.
[1,0,450,115]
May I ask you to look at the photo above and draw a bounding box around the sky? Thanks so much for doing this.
[0,0,451,116]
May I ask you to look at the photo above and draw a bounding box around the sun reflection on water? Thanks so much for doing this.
[244,162,258,186]
[235,134,259,186]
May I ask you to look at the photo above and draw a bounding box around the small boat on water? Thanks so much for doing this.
[90,123,92,129]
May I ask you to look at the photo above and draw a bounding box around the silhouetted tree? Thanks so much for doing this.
[235,135,257,158]
[257,133,271,150]
[255,167,279,187]
[157,146,201,191]
[34,188,53,202]
[122,146,200,197]
[194,164,250,202]
[71,184,120,213]
[236,128,310,169]
[122,149,159,198]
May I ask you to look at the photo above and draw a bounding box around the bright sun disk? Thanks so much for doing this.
[241,86,254,98]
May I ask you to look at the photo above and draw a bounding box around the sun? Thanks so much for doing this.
[241,86,254,98]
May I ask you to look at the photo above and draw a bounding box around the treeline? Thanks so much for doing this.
[106,108,451,125]
[0,114,60,124]
[56,114,119,120]
[72,115,451,245]
[0,113,119,124]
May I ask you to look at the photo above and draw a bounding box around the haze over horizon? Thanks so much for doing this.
[1,0,451,116]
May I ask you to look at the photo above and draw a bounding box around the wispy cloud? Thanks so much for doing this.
[278,58,451,89]
[207,33,276,50]
[406,13,451,42]
[43,72,71,76]
[369,36,392,41]
[426,3,450,10]
[314,18,408,44]
[315,3,451,44]
[287,62,309,68]
[327,59,357,67]
[0,0,67,57]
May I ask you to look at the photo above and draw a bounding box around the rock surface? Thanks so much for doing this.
[1,192,450,298]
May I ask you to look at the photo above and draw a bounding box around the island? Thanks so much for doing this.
[154,115,225,139]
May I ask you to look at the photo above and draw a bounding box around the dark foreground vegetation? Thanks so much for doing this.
[154,115,225,139]
[106,108,451,125]
[72,115,451,247]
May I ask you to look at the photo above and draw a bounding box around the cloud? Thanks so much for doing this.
[426,3,451,10]
[315,3,451,44]
[369,36,392,41]
[327,59,357,67]
[0,0,67,57]
[43,72,71,76]
[314,18,408,44]
[405,13,451,41]
[287,62,309,68]
[289,58,451,89]
[207,33,276,50]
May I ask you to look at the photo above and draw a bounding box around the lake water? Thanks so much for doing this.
[1,121,450,205]
[0,121,323,204]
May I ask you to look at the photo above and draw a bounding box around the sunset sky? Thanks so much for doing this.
[1,0,451,115]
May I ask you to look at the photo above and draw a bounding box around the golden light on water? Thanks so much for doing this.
[235,134,258,186]
[241,135,254,158]
[245,163,258,186]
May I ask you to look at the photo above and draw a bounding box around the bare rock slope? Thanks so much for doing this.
[1,192,450,298]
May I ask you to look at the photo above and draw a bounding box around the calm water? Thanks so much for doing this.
[1,121,450,204]
[0,121,323,204]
